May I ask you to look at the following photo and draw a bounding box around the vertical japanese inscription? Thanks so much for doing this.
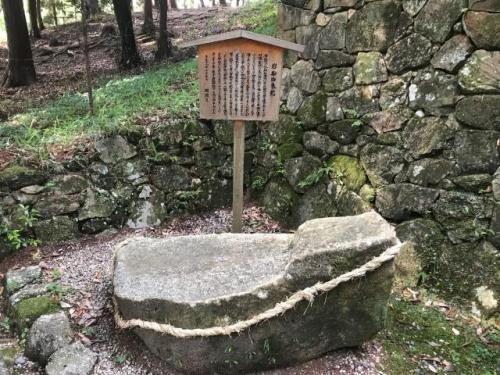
[198,40,283,121]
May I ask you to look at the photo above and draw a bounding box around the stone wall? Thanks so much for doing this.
[0,120,257,257]
[255,0,499,304]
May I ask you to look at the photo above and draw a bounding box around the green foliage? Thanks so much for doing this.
[0,60,199,156]
[231,0,277,36]
[381,296,499,375]
[0,205,40,251]
[114,354,127,365]
[0,317,11,333]
[298,164,334,189]
[251,176,267,190]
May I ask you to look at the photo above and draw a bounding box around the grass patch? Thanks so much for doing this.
[230,0,278,36]
[0,0,278,159]
[0,59,198,157]
[380,295,499,375]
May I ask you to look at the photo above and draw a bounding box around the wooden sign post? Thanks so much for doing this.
[180,30,304,232]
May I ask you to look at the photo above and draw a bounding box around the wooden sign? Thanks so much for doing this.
[181,30,304,122]
[180,31,304,232]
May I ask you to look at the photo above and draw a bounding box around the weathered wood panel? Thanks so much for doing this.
[197,39,284,122]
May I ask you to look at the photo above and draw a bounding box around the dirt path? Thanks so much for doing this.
[0,207,386,375]
[0,6,241,117]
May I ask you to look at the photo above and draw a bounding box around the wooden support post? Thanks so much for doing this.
[232,120,245,233]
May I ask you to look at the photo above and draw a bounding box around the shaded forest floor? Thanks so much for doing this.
[0,0,276,168]
[0,2,274,118]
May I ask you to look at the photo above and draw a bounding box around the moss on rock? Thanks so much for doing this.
[14,296,60,330]
[278,143,303,161]
[328,155,366,192]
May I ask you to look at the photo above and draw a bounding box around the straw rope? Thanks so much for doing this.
[113,242,402,338]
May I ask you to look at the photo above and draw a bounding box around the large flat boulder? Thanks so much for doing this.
[113,212,399,374]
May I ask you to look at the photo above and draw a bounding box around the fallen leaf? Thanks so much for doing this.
[452,328,460,336]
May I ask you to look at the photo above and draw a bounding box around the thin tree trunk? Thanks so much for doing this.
[199,0,205,7]
[28,0,41,38]
[52,1,58,26]
[37,0,45,30]
[112,0,141,68]
[169,0,178,10]
[82,0,94,114]
[141,0,155,34]
[156,0,171,60]
[219,0,228,6]
[1,0,36,87]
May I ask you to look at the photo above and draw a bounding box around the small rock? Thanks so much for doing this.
[414,0,465,43]
[19,185,45,195]
[322,67,353,92]
[297,92,327,129]
[492,167,500,200]
[5,266,42,295]
[315,50,355,70]
[353,52,388,85]
[360,143,405,187]
[455,95,500,130]
[385,33,433,74]
[290,60,321,94]
[469,0,500,12]
[403,117,452,158]
[402,0,427,16]
[46,342,97,375]
[303,131,339,157]
[408,69,459,116]
[430,35,474,73]
[25,313,73,365]
[34,216,79,244]
[315,12,330,26]
[475,286,498,315]
[407,159,454,186]
[463,11,500,50]
[376,183,440,221]
[14,356,27,365]
[319,11,347,50]
[346,1,401,52]
[284,154,322,193]
[286,87,304,114]
[95,135,136,165]
[78,189,116,221]
[458,50,500,94]
[326,97,344,121]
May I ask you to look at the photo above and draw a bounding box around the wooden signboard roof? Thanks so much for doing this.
[179,30,305,53]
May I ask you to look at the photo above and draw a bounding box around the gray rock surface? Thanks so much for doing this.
[46,342,97,375]
[414,0,465,43]
[5,266,42,295]
[95,135,136,164]
[431,35,474,73]
[113,212,398,373]
[25,313,73,364]
[458,50,500,93]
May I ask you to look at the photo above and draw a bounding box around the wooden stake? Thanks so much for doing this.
[232,120,245,233]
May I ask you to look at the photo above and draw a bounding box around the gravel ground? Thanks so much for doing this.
[2,207,386,375]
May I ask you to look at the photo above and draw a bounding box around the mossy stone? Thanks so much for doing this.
[297,92,327,130]
[278,143,303,160]
[328,155,366,192]
[14,296,60,330]
[0,164,47,191]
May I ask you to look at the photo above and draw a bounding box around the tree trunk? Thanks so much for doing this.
[219,0,228,6]
[141,0,155,34]
[37,0,45,30]
[169,0,178,10]
[28,0,41,38]
[1,0,36,87]
[156,0,171,60]
[82,0,94,114]
[199,0,205,7]
[52,1,58,26]
[112,0,141,68]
